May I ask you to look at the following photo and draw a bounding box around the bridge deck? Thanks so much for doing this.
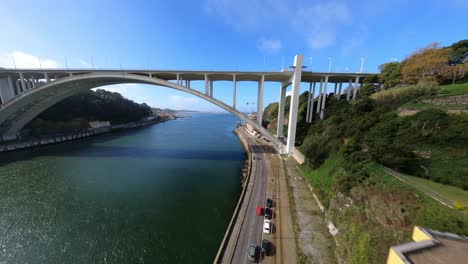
[0,69,374,83]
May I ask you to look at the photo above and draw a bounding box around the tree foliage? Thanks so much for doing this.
[378,62,402,89]
[32,89,153,125]
[448,39,468,64]
[401,42,452,84]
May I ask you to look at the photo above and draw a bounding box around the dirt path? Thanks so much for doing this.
[284,157,337,264]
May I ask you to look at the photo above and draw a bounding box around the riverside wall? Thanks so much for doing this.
[213,127,253,263]
[0,118,170,153]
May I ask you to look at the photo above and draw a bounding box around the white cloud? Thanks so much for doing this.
[0,51,59,68]
[169,95,201,110]
[203,0,352,50]
[78,59,92,68]
[295,1,351,50]
[97,83,139,94]
[258,39,282,54]
[307,32,336,50]
[203,0,284,30]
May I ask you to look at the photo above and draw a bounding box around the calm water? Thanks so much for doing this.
[0,113,244,263]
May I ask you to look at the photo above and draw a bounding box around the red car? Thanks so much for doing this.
[256,206,263,216]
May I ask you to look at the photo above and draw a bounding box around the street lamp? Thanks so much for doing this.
[328,58,333,73]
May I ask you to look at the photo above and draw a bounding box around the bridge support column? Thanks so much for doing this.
[232,75,236,109]
[286,54,303,155]
[310,82,316,122]
[0,76,16,103]
[44,72,50,83]
[209,80,213,97]
[316,78,323,114]
[306,82,315,123]
[320,76,329,120]
[176,73,180,85]
[333,82,337,96]
[257,75,264,126]
[338,82,343,98]
[204,74,209,95]
[352,76,360,100]
[277,83,287,137]
[346,79,352,101]
[19,73,26,92]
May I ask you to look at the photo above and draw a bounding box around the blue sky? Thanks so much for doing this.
[0,0,466,112]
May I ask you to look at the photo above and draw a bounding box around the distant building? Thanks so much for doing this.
[387,226,468,264]
[89,121,110,129]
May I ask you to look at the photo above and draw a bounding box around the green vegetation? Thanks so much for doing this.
[265,40,468,262]
[302,156,468,263]
[370,81,440,105]
[25,89,153,135]
[441,82,468,96]
[391,169,468,205]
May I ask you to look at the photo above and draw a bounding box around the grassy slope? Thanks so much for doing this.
[300,154,468,263]
[397,172,468,205]
[441,82,468,95]
[300,154,343,206]
[404,82,468,109]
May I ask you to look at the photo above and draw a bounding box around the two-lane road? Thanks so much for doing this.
[230,128,269,264]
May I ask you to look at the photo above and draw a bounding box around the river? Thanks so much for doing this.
[0,113,244,263]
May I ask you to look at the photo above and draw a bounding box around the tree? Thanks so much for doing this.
[378,62,402,89]
[401,43,451,84]
[443,63,468,85]
[448,39,468,64]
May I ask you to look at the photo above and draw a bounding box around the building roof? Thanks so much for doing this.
[387,226,468,264]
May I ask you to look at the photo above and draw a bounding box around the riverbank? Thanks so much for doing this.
[214,127,253,263]
[0,118,172,153]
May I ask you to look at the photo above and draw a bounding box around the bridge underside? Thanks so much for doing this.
[0,55,374,155]
[0,73,287,152]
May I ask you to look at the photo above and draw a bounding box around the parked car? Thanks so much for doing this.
[266,198,274,208]
[263,219,271,234]
[264,208,272,219]
[261,239,271,256]
[247,245,259,262]
[256,206,263,216]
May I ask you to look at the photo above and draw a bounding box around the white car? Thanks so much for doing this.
[263,219,271,234]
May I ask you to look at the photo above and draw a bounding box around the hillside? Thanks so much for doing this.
[24,89,154,135]
[262,40,468,263]
[278,81,468,263]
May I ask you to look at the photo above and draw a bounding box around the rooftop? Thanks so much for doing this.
[387,226,468,264]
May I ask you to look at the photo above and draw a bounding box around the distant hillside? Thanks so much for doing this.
[25,89,153,135]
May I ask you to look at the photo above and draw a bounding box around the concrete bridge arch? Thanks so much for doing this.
[0,73,285,151]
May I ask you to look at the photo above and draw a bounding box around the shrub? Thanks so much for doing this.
[453,201,467,211]
[370,82,440,105]
[371,144,421,175]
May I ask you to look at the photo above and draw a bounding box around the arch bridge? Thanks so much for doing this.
[0,55,372,155]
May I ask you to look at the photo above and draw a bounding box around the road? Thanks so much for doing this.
[218,126,296,264]
[231,128,268,264]
[218,127,270,263]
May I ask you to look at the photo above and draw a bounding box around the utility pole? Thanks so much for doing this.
[246,102,256,113]
[12,56,17,69]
